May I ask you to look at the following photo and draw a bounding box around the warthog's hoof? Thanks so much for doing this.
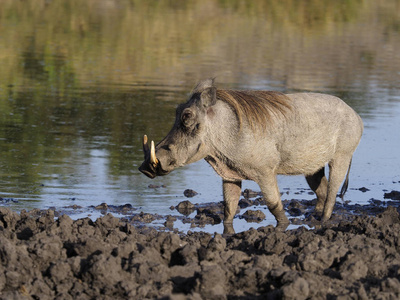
[223,221,235,235]
[276,220,290,231]
[321,215,331,223]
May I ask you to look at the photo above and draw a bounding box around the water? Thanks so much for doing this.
[1,0,400,231]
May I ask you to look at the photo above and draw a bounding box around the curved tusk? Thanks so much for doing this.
[150,140,159,166]
[143,135,149,153]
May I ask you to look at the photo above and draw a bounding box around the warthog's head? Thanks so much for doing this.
[139,79,216,179]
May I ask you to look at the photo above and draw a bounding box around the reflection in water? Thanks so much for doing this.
[0,0,400,231]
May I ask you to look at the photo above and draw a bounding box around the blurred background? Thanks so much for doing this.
[0,0,400,230]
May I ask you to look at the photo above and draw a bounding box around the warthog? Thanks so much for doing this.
[139,79,363,232]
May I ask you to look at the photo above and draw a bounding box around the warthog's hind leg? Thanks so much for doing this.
[322,156,353,222]
[305,167,328,216]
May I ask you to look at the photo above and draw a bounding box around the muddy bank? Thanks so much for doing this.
[161,188,400,232]
[41,187,400,233]
[1,204,400,299]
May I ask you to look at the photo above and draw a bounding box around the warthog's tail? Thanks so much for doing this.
[339,158,352,198]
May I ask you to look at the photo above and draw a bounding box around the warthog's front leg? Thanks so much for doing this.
[222,179,242,234]
[258,172,289,229]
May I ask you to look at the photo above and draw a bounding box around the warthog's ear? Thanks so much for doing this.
[192,78,215,94]
[200,87,217,108]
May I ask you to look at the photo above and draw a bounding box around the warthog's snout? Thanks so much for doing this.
[139,135,158,178]
[138,163,157,179]
[138,135,170,178]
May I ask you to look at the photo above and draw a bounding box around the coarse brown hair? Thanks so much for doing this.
[216,89,292,130]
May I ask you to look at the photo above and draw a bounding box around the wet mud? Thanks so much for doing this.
[1,190,400,299]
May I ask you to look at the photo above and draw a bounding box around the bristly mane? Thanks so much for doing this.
[216,89,292,130]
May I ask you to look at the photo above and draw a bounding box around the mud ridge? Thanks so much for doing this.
[1,205,400,299]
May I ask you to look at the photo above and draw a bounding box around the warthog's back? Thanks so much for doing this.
[274,93,363,175]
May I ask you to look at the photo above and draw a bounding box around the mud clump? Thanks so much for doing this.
[1,206,400,299]
[175,200,196,216]
[240,209,266,222]
[183,189,198,198]
[384,190,400,200]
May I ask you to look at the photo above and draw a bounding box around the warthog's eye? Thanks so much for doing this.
[182,112,192,123]
[181,109,196,127]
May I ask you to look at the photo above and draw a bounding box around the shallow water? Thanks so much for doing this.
[1,0,400,231]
